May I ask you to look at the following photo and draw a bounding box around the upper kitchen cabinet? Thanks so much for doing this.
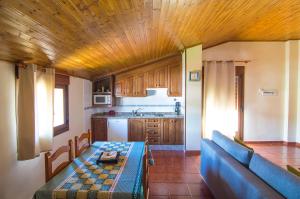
[115,75,145,97]
[114,54,182,97]
[154,67,168,88]
[124,76,134,96]
[168,64,182,97]
[145,65,171,89]
[133,74,146,97]
[115,79,125,97]
[145,70,155,88]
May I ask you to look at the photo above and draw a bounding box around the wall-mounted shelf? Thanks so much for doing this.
[93,92,112,95]
[92,76,115,107]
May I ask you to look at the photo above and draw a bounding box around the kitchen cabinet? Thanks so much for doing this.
[92,76,114,107]
[114,55,182,97]
[93,116,184,145]
[146,70,155,88]
[145,119,161,145]
[91,118,107,142]
[145,67,168,89]
[128,119,146,141]
[168,64,182,96]
[115,80,125,97]
[162,118,184,145]
[129,118,183,145]
[115,74,145,97]
[133,74,146,96]
[154,67,168,88]
[125,76,133,96]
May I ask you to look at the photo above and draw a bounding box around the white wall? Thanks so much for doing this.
[203,42,286,141]
[284,41,300,143]
[184,45,202,150]
[84,80,93,131]
[284,41,299,142]
[53,77,84,149]
[0,61,44,199]
[0,61,91,199]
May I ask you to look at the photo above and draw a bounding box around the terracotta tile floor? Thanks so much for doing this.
[149,144,300,199]
[249,143,300,169]
[149,151,214,199]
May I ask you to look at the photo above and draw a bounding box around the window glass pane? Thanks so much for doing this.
[54,88,65,127]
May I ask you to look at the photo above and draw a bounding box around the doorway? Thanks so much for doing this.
[235,66,245,140]
[201,63,245,139]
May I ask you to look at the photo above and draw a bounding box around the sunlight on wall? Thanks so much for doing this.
[203,42,285,141]
[54,88,65,126]
[204,104,237,139]
[185,45,202,150]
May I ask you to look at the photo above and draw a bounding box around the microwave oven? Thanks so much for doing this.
[93,95,111,105]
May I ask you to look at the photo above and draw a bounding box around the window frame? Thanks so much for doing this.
[54,74,70,136]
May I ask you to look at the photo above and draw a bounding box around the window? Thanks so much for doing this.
[54,74,70,136]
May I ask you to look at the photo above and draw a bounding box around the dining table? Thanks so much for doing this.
[33,141,145,199]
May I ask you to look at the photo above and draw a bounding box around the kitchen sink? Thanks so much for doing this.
[132,113,165,117]
[134,113,144,117]
[153,113,164,117]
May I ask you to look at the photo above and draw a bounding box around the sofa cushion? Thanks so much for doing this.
[201,139,283,199]
[249,153,300,199]
[212,130,253,167]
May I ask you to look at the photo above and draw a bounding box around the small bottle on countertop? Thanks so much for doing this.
[175,102,181,115]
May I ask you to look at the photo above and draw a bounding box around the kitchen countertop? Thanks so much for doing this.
[91,112,184,119]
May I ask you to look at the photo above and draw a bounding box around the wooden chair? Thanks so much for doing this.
[75,130,92,158]
[45,140,73,182]
[143,139,150,199]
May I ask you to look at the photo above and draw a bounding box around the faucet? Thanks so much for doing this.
[132,108,143,116]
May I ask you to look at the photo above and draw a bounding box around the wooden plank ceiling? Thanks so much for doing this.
[1,0,300,79]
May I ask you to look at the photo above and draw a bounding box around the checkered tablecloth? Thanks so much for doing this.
[34,142,145,199]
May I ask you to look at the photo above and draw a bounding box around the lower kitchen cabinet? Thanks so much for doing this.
[162,118,184,145]
[128,119,146,141]
[91,118,107,142]
[94,117,184,145]
[145,118,161,145]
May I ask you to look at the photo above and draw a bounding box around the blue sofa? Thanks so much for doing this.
[201,131,300,199]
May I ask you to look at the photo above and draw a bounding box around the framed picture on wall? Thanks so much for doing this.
[189,70,201,81]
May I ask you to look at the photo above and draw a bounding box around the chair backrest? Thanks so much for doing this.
[75,130,92,158]
[45,139,73,182]
[143,140,149,199]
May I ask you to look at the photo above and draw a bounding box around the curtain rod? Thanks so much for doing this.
[202,60,250,63]
[15,62,26,68]
[15,62,53,70]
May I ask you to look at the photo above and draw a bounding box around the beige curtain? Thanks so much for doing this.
[202,61,237,139]
[17,65,55,160]
[17,65,36,160]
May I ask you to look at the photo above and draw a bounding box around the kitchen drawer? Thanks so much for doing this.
[148,136,160,145]
[146,122,160,128]
[146,128,160,137]
[146,118,160,123]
